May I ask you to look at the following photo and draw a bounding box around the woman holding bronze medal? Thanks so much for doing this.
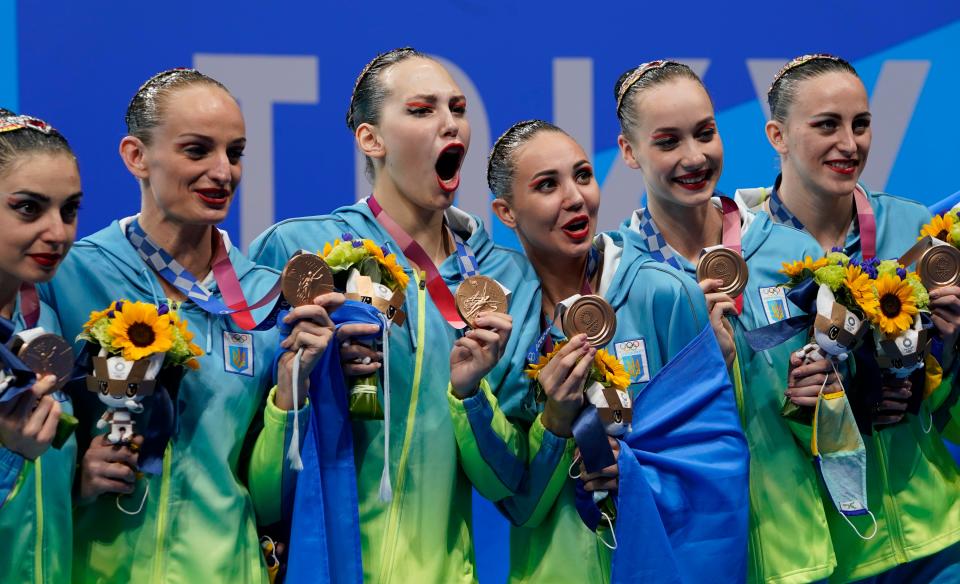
[613,60,840,584]
[40,69,331,583]
[445,118,749,583]
[250,48,540,582]
[736,54,960,583]
[0,110,82,583]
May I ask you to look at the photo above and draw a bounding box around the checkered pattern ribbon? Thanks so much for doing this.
[635,207,685,270]
[126,219,282,330]
[638,196,745,312]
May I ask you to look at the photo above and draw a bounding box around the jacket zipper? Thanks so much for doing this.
[34,459,43,583]
[377,274,427,583]
[151,444,174,583]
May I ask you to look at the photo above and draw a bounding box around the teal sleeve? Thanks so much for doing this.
[448,380,574,527]
[499,417,575,528]
[448,380,527,501]
[247,386,310,525]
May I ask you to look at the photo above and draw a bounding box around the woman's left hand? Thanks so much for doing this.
[578,437,621,495]
[930,285,960,367]
[449,312,513,398]
[276,292,345,410]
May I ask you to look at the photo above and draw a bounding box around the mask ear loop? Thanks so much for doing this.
[116,480,150,515]
[597,511,618,550]
[826,359,877,541]
[921,402,934,434]
[286,347,305,472]
[378,314,393,503]
[840,509,879,541]
[568,453,582,479]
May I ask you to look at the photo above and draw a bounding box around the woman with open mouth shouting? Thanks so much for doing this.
[0,110,82,584]
[614,60,836,584]
[41,69,328,583]
[250,47,540,583]
[737,54,960,584]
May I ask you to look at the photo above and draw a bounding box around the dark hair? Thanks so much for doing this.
[767,55,858,122]
[613,61,706,138]
[346,47,434,179]
[125,68,231,144]
[0,112,76,177]
[487,119,566,201]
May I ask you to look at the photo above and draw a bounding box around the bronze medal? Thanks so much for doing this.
[18,333,74,391]
[561,294,617,348]
[917,244,960,290]
[281,253,335,307]
[696,248,749,297]
[455,275,508,328]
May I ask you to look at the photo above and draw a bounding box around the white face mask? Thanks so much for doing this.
[812,384,878,540]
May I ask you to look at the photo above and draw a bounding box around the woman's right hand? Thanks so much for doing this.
[786,351,841,407]
[337,324,383,377]
[0,374,61,460]
[873,375,912,426]
[78,433,143,505]
[700,278,737,368]
[538,334,595,438]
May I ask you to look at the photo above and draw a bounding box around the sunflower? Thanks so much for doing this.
[380,252,410,290]
[844,264,877,312]
[868,275,918,337]
[171,313,204,357]
[83,300,119,332]
[108,301,175,361]
[363,239,386,262]
[919,213,954,241]
[525,341,566,381]
[594,349,630,390]
[781,256,828,278]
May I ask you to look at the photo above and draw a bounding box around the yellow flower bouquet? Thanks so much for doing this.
[79,300,201,446]
[526,342,633,436]
[321,233,409,420]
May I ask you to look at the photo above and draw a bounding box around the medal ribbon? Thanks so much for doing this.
[768,183,876,260]
[719,196,745,314]
[525,246,601,364]
[367,195,480,330]
[126,219,282,330]
[18,283,40,329]
[639,196,745,312]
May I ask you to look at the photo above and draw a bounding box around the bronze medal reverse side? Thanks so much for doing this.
[455,275,508,328]
[562,295,616,348]
[281,253,335,307]
[918,245,960,290]
[19,333,74,391]
[696,248,749,297]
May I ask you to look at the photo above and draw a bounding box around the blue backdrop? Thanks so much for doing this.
[5,2,960,581]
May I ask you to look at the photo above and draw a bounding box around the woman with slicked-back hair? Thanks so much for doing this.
[250,48,540,583]
[738,54,960,583]
[0,110,82,584]
[613,59,834,584]
[41,69,332,583]
[456,118,750,583]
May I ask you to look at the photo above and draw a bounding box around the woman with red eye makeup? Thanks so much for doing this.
[736,54,960,584]
[438,118,748,583]
[41,69,329,583]
[615,60,837,584]
[251,47,541,583]
[0,111,81,584]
